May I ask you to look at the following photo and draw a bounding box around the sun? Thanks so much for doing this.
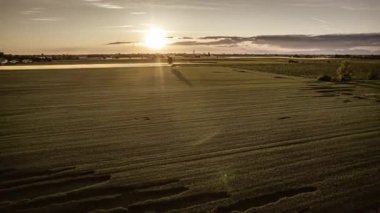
[144,27,167,49]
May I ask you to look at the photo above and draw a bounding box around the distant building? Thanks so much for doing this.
[22,59,33,64]
[0,58,8,65]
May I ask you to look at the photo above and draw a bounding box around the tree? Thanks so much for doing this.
[336,61,353,81]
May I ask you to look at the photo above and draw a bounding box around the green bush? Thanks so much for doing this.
[336,61,353,81]
[317,75,332,81]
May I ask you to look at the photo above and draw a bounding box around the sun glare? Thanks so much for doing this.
[144,27,167,49]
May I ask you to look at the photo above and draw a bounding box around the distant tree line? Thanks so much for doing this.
[1,51,380,64]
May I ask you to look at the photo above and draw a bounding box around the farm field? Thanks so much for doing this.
[0,59,379,212]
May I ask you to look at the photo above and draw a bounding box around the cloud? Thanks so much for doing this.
[31,17,62,22]
[171,33,380,54]
[20,8,43,15]
[291,0,380,11]
[84,0,123,9]
[341,5,380,11]
[254,34,380,49]
[130,12,147,15]
[106,41,134,45]
[173,36,253,46]
[92,3,123,9]
[106,33,380,54]
[172,41,199,46]
[124,1,224,11]
[291,1,335,8]
[146,3,221,10]
[103,25,133,29]
[311,17,327,24]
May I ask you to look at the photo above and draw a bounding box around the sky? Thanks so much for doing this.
[0,0,380,54]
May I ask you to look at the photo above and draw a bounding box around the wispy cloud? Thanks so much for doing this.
[93,3,123,9]
[130,11,147,15]
[146,3,221,10]
[291,0,380,11]
[31,17,62,22]
[84,0,123,9]
[290,0,335,8]
[20,8,43,15]
[103,25,133,29]
[309,17,340,33]
[311,17,328,24]
[106,41,134,45]
[341,5,380,11]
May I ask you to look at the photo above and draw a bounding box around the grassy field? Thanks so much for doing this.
[203,58,380,80]
[0,60,379,212]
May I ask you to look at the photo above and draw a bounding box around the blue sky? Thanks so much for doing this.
[1,0,380,54]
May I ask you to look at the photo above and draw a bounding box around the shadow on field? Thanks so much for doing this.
[214,186,317,213]
[171,69,193,87]
[0,167,230,212]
